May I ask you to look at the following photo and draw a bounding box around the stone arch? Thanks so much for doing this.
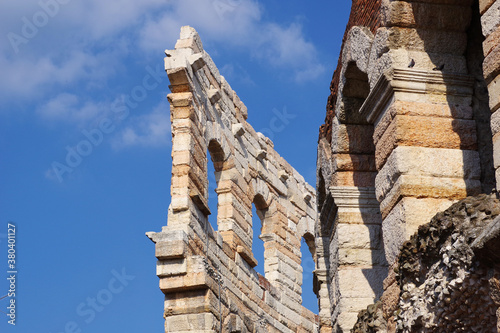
[300,231,319,312]
[337,61,371,125]
[251,193,270,276]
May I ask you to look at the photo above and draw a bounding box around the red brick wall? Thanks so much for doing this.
[320,0,382,143]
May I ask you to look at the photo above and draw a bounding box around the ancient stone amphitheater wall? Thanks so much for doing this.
[318,0,500,331]
[147,26,318,332]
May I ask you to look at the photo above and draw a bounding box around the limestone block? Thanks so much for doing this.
[164,289,211,317]
[338,248,387,266]
[386,27,467,55]
[336,224,382,249]
[496,166,500,192]
[378,174,480,217]
[278,170,289,182]
[155,240,187,259]
[332,154,376,173]
[336,208,382,225]
[164,52,190,72]
[481,0,500,37]
[232,123,245,137]
[490,77,500,117]
[492,110,500,140]
[179,25,197,40]
[188,53,205,72]
[339,297,381,315]
[237,245,258,268]
[382,197,454,264]
[493,132,500,168]
[257,149,267,160]
[218,219,252,249]
[330,120,375,155]
[484,25,500,57]
[381,1,471,32]
[375,146,481,202]
[170,195,190,213]
[342,26,374,73]
[159,271,212,293]
[373,101,473,145]
[157,258,187,277]
[338,312,365,332]
[483,45,500,84]
[337,267,386,298]
[168,92,194,108]
[480,0,496,14]
[331,171,377,187]
[208,88,221,104]
[367,32,469,87]
[165,313,217,331]
[374,115,477,169]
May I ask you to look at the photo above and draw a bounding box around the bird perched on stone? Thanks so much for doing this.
[408,59,415,68]
[433,64,445,71]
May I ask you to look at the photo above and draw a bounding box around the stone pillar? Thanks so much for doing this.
[360,68,481,264]
[481,0,500,188]
[328,187,387,332]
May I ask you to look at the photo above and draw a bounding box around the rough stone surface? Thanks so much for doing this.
[353,194,500,332]
[316,0,500,331]
[150,27,318,332]
[146,0,500,332]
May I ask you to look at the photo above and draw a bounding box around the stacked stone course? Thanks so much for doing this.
[148,26,319,332]
[148,0,500,331]
[318,0,500,331]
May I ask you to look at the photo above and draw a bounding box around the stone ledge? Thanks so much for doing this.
[360,68,474,125]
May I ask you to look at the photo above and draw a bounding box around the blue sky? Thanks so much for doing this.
[0,0,351,331]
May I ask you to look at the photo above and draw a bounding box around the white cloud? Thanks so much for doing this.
[0,47,121,103]
[1,0,325,116]
[139,0,324,82]
[112,101,171,149]
[37,93,112,123]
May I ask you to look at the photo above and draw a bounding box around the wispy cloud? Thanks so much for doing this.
[37,93,110,124]
[111,101,171,149]
[1,0,325,136]
[139,0,325,82]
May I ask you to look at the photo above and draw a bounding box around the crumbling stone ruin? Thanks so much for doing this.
[147,0,500,331]
[147,27,318,332]
[352,194,500,332]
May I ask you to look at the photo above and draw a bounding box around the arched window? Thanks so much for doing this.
[251,204,265,276]
[206,139,226,231]
[301,233,318,313]
[252,193,269,276]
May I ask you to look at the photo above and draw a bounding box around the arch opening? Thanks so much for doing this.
[301,233,318,313]
[206,139,226,231]
[251,203,266,277]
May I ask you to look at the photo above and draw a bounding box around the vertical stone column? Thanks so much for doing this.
[329,187,386,332]
[481,0,500,188]
[323,90,387,331]
[360,68,481,264]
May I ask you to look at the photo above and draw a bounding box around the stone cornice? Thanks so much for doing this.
[329,186,379,208]
[360,68,474,124]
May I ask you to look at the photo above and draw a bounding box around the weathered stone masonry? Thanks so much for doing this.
[317,0,500,331]
[146,0,500,331]
[147,27,318,332]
